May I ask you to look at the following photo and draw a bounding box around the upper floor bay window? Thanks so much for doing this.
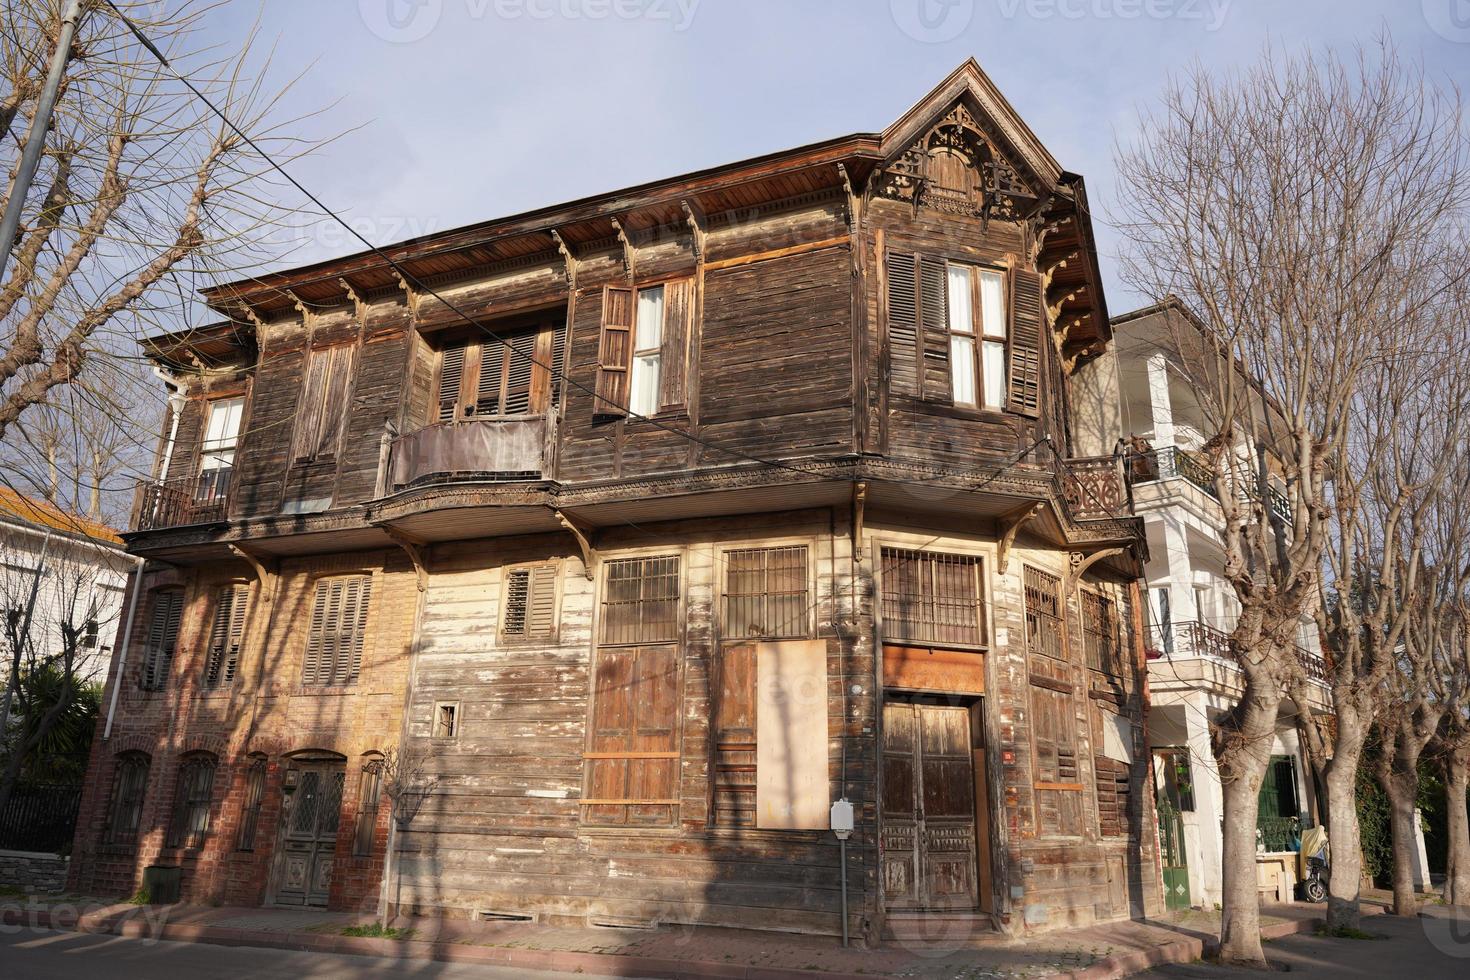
[887,251,1042,417]
[945,265,1008,409]
[197,396,244,503]
[435,320,566,423]
[595,279,694,418]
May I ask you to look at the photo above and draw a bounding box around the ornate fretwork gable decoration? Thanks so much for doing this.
[875,102,1041,223]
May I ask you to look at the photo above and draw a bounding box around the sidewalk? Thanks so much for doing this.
[0,893,1392,980]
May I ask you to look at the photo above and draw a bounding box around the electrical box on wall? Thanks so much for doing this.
[830,798,854,840]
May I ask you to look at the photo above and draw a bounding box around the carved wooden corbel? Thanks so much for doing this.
[550,229,579,289]
[339,277,368,323]
[1065,547,1125,598]
[851,481,868,562]
[236,303,268,333]
[229,544,278,586]
[287,290,321,333]
[394,271,423,317]
[609,216,636,282]
[680,200,706,262]
[384,526,430,592]
[554,509,597,580]
[996,502,1043,576]
[836,163,860,233]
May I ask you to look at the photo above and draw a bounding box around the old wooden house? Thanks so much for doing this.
[71,61,1160,940]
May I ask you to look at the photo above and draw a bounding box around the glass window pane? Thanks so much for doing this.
[946,266,973,335]
[980,271,1006,338]
[630,354,661,416]
[203,397,244,450]
[950,336,976,405]
[982,340,1006,409]
[635,285,665,350]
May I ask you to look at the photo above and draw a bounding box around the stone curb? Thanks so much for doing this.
[0,902,1390,980]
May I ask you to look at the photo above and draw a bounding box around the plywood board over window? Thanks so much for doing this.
[755,639,829,831]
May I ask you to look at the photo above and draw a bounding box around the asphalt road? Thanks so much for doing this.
[1144,906,1470,978]
[0,927,633,979]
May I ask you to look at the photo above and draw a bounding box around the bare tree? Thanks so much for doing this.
[372,742,439,929]
[1115,39,1470,965]
[1434,609,1470,908]
[1,0,330,454]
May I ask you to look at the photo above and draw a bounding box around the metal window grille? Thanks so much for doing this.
[600,556,680,645]
[1024,566,1064,660]
[722,546,809,640]
[104,753,150,846]
[879,547,985,646]
[166,754,216,849]
[236,756,267,851]
[1082,591,1119,675]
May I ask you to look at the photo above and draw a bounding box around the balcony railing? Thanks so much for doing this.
[380,415,552,495]
[1127,446,1292,525]
[1060,455,1128,521]
[1148,619,1328,683]
[133,473,231,532]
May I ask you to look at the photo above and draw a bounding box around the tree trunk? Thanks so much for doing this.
[1214,686,1281,968]
[1323,731,1366,930]
[1443,747,1470,908]
[1382,767,1421,916]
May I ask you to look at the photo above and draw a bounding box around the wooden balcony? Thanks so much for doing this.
[378,415,553,496]
[1060,454,1128,521]
[132,474,231,532]
[1147,619,1327,683]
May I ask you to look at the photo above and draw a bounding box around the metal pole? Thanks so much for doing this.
[839,837,849,947]
[102,556,146,740]
[0,0,86,279]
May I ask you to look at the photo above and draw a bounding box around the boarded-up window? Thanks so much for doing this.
[1032,681,1082,836]
[166,753,217,849]
[755,639,830,830]
[714,547,812,828]
[436,321,565,423]
[584,555,681,827]
[1094,706,1134,838]
[140,589,184,691]
[236,755,267,851]
[722,546,809,640]
[880,548,985,647]
[1083,590,1120,676]
[302,576,372,686]
[595,279,693,418]
[1024,566,1064,661]
[501,563,557,639]
[203,584,250,687]
[104,752,150,846]
[292,345,356,461]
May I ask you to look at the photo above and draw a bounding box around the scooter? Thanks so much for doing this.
[1298,824,1329,903]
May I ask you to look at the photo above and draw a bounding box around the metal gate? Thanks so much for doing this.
[271,762,346,907]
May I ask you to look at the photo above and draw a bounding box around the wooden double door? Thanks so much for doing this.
[272,761,346,908]
[880,701,989,911]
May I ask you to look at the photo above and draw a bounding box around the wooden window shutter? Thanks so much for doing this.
[340,576,371,684]
[141,589,184,690]
[918,256,951,403]
[502,331,537,415]
[548,320,568,410]
[886,252,920,397]
[659,278,695,410]
[438,343,467,422]
[292,352,330,460]
[303,575,370,686]
[315,346,355,457]
[595,286,635,416]
[475,342,504,416]
[713,642,757,827]
[204,584,250,687]
[303,580,331,686]
[530,326,555,413]
[1007,267,1044,417]
[528,563,557,635]
[586,648,636,826]
[583,647,680,826]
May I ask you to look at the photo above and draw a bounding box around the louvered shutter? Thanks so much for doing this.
[302,581,331,686]
[886,252,920,397]
[1007,267,1044,417]
[342,576,371,684]
[141,590,183,690]
[502,568,530,636]
[438,343,467,422]
[528,563,557,635]
[595,286,635,416]
[502,331,537,415]
[918,256,951,403]
[303,576,371,686]
[204,584,250,687]
[659,278,695,410]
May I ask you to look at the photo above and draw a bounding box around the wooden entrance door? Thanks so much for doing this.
[273,763,346,907]
[881,702,980,910]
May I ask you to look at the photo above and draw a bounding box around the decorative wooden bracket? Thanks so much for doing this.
[394,271,423,317]
[339,277,368,322]
[680,200,706,262]
[550,229,579,289]
[236,302,268,333]
[609,216,636,283]
[851,481,868,562]
[836,163,860,232]
[229,544,278,587]
[1065,547,1125,598]
[554,509,597,580]
[384,527,430,592]
[287,290,322,333]
[996,502,1043,576]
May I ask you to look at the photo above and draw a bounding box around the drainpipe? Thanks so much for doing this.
[152,366,186,483]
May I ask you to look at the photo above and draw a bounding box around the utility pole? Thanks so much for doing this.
[0,0,86,279]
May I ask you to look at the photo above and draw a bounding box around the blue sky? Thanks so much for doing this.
[200,0,1470,311]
